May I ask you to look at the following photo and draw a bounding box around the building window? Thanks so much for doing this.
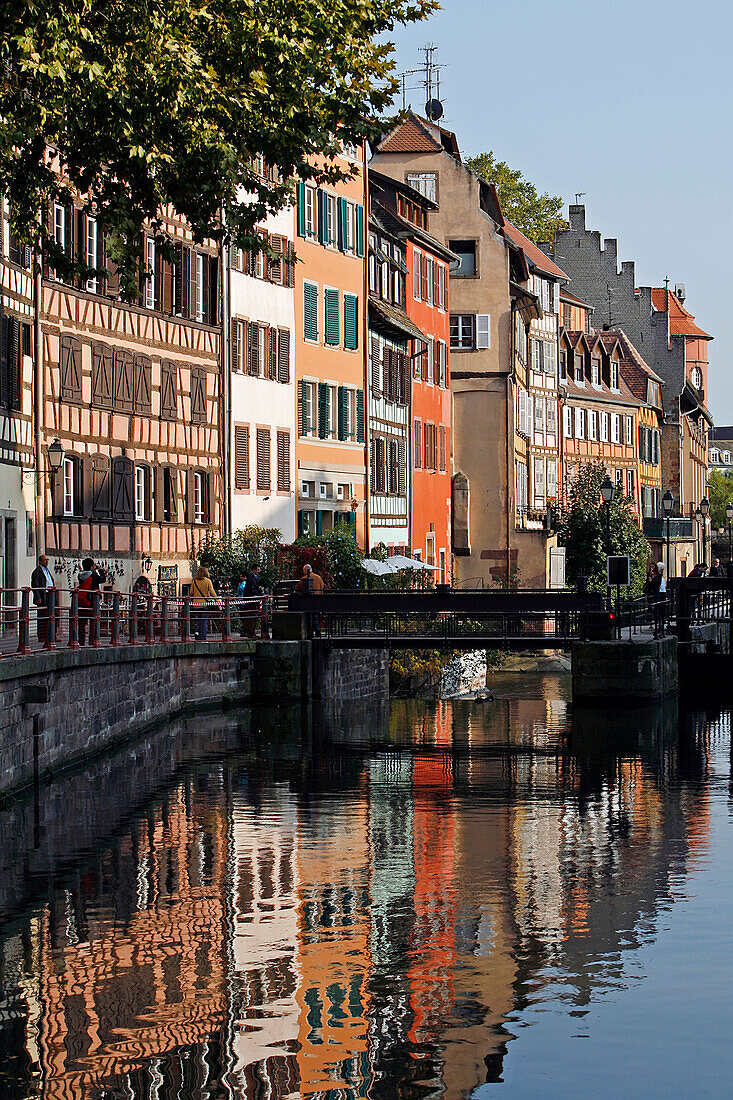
[516,461,528,514]
[413,251,421,300]
[610,360,619,390]
[451,314,475,350]
[345,201,356,253]
[414,420,422,468]
[449,240,476,278]
[145,236,155,310]
[300,380,317,436]
[63,456,75,516]
[407,172,437,203]
[591,357,601,386]
[437,264,446,309]
[625,416,633,446]
[304,185,317,238]
[425,257,434,305]
[86,217,98,293]
[588,409,598,440]
[195,253,204,322]
[691,365,703,390]
[574,407,585,439]
[600,412,609,442]
[563,405,572,438]
[611,414,621,444]
[325,193,337,246]
[193,471,205,523]
[135,465,149,521]
[574,353,584,383]
[559,350,567,380]
[52,203,65,281]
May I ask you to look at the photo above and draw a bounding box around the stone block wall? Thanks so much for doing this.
[312,645,389,701]
[571,636,678,701]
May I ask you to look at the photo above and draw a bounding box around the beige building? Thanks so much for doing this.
[372,114,556,587]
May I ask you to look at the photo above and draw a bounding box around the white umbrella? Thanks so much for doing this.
[386,554,438,572]
[361,558,394,575]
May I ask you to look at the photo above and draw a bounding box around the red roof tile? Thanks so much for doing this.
[650,287,712,339]
[503,220,567,281]
[377,116,443,155]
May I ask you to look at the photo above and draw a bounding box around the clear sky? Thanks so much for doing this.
[388,0,732,421]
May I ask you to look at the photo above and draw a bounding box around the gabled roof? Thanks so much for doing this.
[376,112,461,160]
[650,287,712,340]
[562,329,642,408]
[502,220,567,281]
[564,331,589,352]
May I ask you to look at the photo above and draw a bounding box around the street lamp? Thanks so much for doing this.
[699,497,710,568]
[662,490,674,580]
[726,501,733,565]
[600,474,616,558]
[47,438,64,474]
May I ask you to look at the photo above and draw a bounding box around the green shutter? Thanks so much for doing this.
[345,511,356,530]
[317,189,327,245]
[318,381,329,438]
[297,181,306,238]
[315,509,323,536]
[344,293,358,350]
[356,389,365,443]
[325,287,339,345]
[356,205,365,257]
[304,282,318,341]
[338,386,347,441]
[298,509,305,535]
[337,197,347,252]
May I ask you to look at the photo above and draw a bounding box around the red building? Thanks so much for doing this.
[368,171,454,581]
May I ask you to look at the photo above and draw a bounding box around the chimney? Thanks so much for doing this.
[569,205,586,231]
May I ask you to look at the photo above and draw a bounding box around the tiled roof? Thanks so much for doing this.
[711,425,733,441]
[650,287,712,340]
[560,286,593,309]
[562,329,643,408]
[377,115,443,155]
[368,294,426,342]
[503,220,568,280]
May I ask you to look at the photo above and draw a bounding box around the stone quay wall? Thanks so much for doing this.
[571,635,678,701]
[0,640,389,798]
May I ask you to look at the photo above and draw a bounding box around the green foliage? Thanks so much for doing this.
[557,461,649,593]
[389,648,453,696]
[291,521,363,589]
[1,0,436,292]
[707,469,733,528]
[465,151,567,243]
[195,526,282,590]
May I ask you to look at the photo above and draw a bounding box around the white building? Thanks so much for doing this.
[0,202,36,590]
[227,199,296,542]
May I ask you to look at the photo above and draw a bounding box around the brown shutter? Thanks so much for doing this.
[191,366,206,424]
[133,353,152,414]
[231,319,240,372]
[398,439,406,495]
[277,430,290,492]
[76,209,85,268]
[371,336,381,396]
[206,471,215,524]
[161,257,173,315]
[52,458,64,515]
[297,382,303,435]
[81,454,94,516]
[433,260,440,304]
[277,328,290,383]
[188,248,197,319]
[256,428,270,491]
[154,465,165,521]
[112,456,134,521]
[154,245,163,311]
[287,243,296,288]
[91,454,111,516]
[269,327,277,380]
[91,342,113,409]
[168,467,179,523]
[104,235,120,298]
[234,425,250,489]
[269,234,283,284]
[160,361,177,419]
[249,322,259,376]
[60,335,82,402]
[113,348,133,412]
[181,246,191,317]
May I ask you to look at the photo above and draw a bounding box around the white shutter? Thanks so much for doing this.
[476,314,491,349]
[533,455,545,504]
[547,458,558,498]
[544,341,556,375]
[547,400,558,438]
[601,412,609,442]
[574,407,585,439]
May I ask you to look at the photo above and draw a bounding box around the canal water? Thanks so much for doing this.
[0,675,731,1098]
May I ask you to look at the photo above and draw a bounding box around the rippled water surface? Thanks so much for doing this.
[1,674,731,1098]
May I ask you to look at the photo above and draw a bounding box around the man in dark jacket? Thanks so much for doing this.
[30,554,54,642]
[709,558,725,578]
[76,558,106,645]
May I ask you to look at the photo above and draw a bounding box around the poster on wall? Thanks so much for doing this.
[157,564,178,597]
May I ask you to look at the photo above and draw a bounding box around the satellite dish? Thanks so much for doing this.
[425,98,443,121]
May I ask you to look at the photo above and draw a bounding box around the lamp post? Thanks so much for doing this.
[662,490,674,580]
[600,475,616,557]
[726,502,733,565]
[694,506,704,569]
[699,496,710,568]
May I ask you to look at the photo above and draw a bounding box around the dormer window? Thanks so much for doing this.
[591,357,601,386]
[574,353,584,383]
[610,360,619,390]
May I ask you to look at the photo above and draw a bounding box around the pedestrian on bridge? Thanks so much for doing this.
[31,554,54,643]
[190,566,218,640]
[296,563,324,637]
[710,558,725,578]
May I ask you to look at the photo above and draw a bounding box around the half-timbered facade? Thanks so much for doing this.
[41,205,221,594]
[0,202,35,590]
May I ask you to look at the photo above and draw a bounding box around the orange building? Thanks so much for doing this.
[294,146,368,544]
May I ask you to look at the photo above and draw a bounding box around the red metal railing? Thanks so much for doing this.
[0,588,277,658]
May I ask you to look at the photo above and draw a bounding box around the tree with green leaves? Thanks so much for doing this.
[557,461,650,593]
[706,468,733,528]
[1,0,436,292]
[465,151,567,243]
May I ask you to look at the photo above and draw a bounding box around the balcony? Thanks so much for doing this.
[643,516,694,540]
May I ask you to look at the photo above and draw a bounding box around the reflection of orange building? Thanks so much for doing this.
[295,772,372,1096]
[35,787,228,1099]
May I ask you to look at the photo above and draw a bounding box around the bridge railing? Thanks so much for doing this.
[0,588,274,657]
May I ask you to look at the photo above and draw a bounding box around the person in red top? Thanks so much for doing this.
[76,558,106,646]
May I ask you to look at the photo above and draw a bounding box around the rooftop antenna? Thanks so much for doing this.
[575,192,586,204]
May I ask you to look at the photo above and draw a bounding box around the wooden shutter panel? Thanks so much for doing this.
[398,439,406,495]
[256,428,271,491]
[160,361,177,419]
[235,425,250,489]
[112,456,134,521]
[337,386,347,441]
[249,322,259,375]
[91,454,111,517]
[91,342,113,409]
[344,294,358,350]
[133,353,151,414]
[104,235,120,298]
[317,189,327,245]
[297,181,307,237]
[184,468,195,524]
[298,380,304,436]
[371,336,381,396]
[207,254,218,324]
[60,334,82,402]
[337,197,347,252]
[277,430,290,492]
[269,235,283,284]
[356,389,365,443]
[8,317,21,410]
[269,327,277,380]
[325,288,339,345]
[188,249,198,319]
[1,316,11,409]
[433,261,440,304]
[191,366,206,424]
[113,348,133,412]
[277,328,290,383]
[231,318,240,372]
[161,257,173,315]
[318,382,328,439]
[414,420,421,468]
[356,205,364,257]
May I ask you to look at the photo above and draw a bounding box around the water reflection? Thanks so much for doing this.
[0,679,723,1098]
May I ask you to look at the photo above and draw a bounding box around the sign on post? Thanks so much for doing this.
[607,555,630,588]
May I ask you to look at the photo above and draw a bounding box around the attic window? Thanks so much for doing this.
[407,172,437,204]
[450,240,476,278]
